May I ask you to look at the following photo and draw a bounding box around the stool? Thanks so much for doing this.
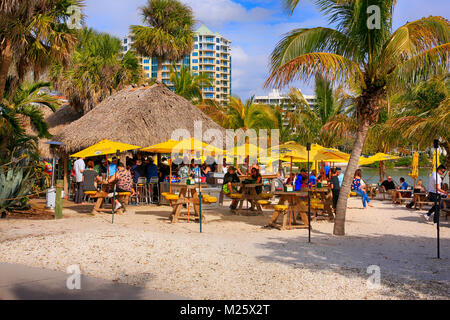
[83,191,97,203]
[134,177,149,205]
[116,192,131,212]
[148,177,160,204]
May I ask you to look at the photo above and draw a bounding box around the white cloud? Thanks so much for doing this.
[182,0,273,28]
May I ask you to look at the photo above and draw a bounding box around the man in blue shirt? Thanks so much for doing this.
[131,159,145,183]
[108,157,118,177]
[400,177,408,190]
[393,177,409,204]
[146,157,158,181]
[336,167,344,187]
[308,170,317,186]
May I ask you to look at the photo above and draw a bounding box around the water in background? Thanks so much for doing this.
[356,167,446,187]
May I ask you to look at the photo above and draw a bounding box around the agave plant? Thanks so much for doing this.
[0,163,35,218]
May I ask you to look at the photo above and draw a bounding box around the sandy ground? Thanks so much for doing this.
[0,196,449,300]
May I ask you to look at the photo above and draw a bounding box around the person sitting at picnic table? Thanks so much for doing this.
[190,159,201,179]
[236,158,249,176]
[308,170,317,187]
[250,167,262,194]
[380,176,396,196]
[108,163,134,210]
[330,167,341,213]
[177,158,190,180]
[393,177,409,204]
[83,161,102,192]
[424,164,447,222]
[352,169,373,209]
[107,157,118,177]
[201,162,211,178]
[406,179,426,208]
[223,166,241,210]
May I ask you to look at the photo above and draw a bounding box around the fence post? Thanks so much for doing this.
[55,179,63,219]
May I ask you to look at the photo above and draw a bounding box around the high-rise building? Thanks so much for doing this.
[254,89,317,127]
[122,24,231,105]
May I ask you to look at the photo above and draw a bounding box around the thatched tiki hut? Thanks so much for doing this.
[55,84,226,195]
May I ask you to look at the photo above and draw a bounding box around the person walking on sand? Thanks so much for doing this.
[424,165,447,222]
[352,169,373,209]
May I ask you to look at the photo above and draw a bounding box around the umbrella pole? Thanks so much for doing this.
[169,157,172,193]
[290,157,293,183]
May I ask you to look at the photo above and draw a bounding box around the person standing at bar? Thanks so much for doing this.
[73,157,85,203]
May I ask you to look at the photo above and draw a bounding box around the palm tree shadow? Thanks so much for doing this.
[255,233,450,299]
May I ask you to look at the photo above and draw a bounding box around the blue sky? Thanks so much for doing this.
[84,0,449,99]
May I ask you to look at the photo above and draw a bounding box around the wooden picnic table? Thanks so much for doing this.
[168,183,210,223]
[441,198,450,220]
[367,184,378,200]
[269,191,309,230]
[90,181,125,215]
[310,187,333,219]
[393,189,413,204]
[413,193,429,210]
[233,183,265,215]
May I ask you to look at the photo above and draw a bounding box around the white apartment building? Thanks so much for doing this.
[254,89,317,126]
[122,24,231,105]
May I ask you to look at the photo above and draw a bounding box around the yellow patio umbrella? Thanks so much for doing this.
[141,137,224,155]
[431,149,440,175]
[70,139,141,158]
[269,142,308,181]
[408,152,419,182]
[311,144,350,162]
[358,153,401,165]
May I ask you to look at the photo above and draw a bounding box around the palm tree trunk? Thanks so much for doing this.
[0,40,13,98]
[333,118,371,236]
[156,57,163,84]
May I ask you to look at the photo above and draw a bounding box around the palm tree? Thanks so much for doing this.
[51,28,143,113]
[0,0,82,99]
[390,75,450,168]
[130,0,195,83]
[224,96,279,130]
[0,81,60,163]
[196,99,229,127]
[169,65,213,103]
[266,0,449,235]
[288,76,351,147]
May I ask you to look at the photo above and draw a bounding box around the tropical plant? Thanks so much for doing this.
[223,96,279,130]
[196,98,228,127]
[0,0,83,99]
[389,75,450,168]
[0,161,36,218]
[130,0,195,83]
[51,28,143,113]
[0,81,60,164]
[266,0,449,235]
[169,65,213,103]
[287,76,353,146]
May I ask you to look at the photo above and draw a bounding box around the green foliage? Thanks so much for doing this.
[0,160,36,217]
[0,81,60,164]
[0,0,83,98]
[130,0,195,81]
[51,27,144,113]
[169,65,213,103]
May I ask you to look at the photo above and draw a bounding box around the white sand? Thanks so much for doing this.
[0,197,449,300]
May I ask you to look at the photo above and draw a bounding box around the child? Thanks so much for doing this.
[330,168,340,213]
